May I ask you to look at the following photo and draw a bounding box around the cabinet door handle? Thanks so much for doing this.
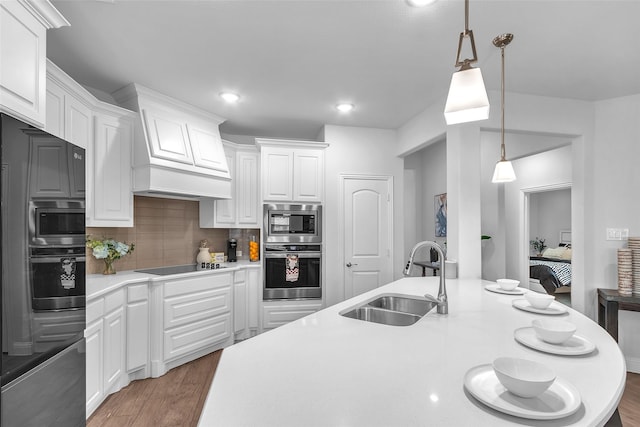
[346,262,358,267]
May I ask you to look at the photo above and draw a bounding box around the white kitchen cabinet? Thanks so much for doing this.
[102,290,125,395]
[151,272,234,377]
[85,310,104,416]
[27,131,84,198]
[86,281,148,417]
[256,139,328,203]
[247,267,260,335]
[126,283,149,372]
[45,61,92,150]
[200,142,260,229]
[45,60,136,227]
[233,269,247,340]
[88,109,134,227]
[262,300,324,331]
[260,147,294,201]
[0,1,68,127]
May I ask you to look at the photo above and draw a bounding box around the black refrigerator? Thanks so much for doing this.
[0,113,86,426]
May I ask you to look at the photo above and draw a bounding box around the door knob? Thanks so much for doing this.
[346,262,358,267]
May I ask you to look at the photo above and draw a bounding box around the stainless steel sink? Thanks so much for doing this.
[367,295,436,317]
[340,294,437,326]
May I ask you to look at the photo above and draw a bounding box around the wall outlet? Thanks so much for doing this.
[236,250,243,257]
[606,228,629,241]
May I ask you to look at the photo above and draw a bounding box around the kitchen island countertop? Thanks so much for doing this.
[198,277,625,427]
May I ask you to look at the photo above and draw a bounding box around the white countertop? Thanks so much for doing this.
[87,261,260,300]
[198,277,626,427]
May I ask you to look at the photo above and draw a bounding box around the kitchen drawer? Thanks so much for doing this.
[163,285,231,330]
[104,289,125,314]
[164,272,232,298]
[127,283,148,303]
[262,301,323,329]
[234,269,246,283]
[86,298,105,325]
[163,314,231,361]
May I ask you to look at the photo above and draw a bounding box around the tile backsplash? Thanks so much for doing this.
[86,196,259,274]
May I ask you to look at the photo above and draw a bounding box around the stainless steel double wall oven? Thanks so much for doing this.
[263,204,322,300]
[28,200,86,311]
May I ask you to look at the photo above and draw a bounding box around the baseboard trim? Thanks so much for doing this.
[625,356,640,374]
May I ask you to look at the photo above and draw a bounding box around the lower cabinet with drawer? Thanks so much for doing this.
[150,272,234,377]
[86,281,150,417]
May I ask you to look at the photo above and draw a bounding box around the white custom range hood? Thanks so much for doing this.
[113,84,231,200]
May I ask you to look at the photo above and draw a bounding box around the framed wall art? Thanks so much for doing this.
[435,193,447,237]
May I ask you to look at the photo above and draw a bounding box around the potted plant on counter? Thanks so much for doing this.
[86,236,135,275]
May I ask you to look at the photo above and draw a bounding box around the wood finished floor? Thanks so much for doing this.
[87,350,221,427]
[89,352,640,427]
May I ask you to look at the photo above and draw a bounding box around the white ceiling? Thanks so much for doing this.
[47,0,640,140]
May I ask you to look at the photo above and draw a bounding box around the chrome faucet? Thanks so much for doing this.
[404,241,448,314]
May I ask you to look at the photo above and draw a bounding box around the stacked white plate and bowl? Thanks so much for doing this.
[514,318,596,356]
[484,278,525,295]
[464,356,581,420]
[511,291,568,315]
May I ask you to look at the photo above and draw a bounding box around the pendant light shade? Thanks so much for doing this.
[491,33,516,184]
[444,67,490,125]
[492,160,516,183]
[444,0,489,125]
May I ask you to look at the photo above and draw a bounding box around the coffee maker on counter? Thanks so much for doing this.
[227,238,237,262]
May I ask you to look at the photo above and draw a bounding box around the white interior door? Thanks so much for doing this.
[342,175,393,298]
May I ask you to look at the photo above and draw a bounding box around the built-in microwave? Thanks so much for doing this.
[264,204,322,243]
[29,200,86,247]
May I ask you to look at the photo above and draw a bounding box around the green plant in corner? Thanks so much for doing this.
[530,237,547,255]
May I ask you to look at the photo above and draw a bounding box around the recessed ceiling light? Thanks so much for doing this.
[406,0,438,6]
[220,92,240,103]
[336,103,354,113]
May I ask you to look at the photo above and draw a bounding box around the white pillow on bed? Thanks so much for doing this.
[542,247,568,259]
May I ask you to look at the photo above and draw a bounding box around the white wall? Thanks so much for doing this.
[503,146,573,283]
[592,94,640,372]
[403,139,446,264]
[530,188,571,250]
[322,125,404,307]
[480,132,571,281]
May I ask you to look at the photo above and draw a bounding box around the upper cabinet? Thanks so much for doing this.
[46,62,93,149]
[45,60,136,227]
[0,0,68,127]
[256,139,328,203]
[200,142,260,229]
[89,108,134,227]
[26,130,84,199]
[112,84,231,199]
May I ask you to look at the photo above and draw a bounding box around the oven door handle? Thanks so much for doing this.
[29,256,86,263]
[264,253,321,259]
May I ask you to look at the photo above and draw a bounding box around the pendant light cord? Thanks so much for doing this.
[500,44,506,161]
[464,0,469,34]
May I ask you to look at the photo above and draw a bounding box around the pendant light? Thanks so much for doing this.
[491,33,516,183]
[444,0,489,125]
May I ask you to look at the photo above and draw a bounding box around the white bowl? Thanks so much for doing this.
[496,279,519,291]
[492,357,556,398]
[525,292,555,309]
[532,319,577,344]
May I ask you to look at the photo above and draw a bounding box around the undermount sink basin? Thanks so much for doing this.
[340,294,437,326]
[367,295,436,317]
